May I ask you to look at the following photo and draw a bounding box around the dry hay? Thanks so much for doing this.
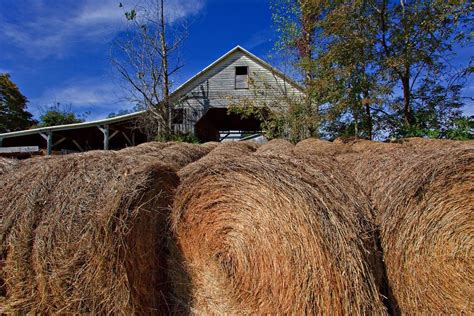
[171,154,387,314]
[346,139,399,153]
[155,143,213,169]
[177,141,258,179]
[294,137,350,157]
[120,142,212,170]
[0,151,179,314]
[200,141,220,150]
[118,141,175,156]
[255,138,294,156]
[332,140,474,313]
[394,137,473,150]
[0,158,17,175]
[368,147,474,313]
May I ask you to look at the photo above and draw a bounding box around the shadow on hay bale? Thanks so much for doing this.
[171,154,387,314]
[0,151,179,314]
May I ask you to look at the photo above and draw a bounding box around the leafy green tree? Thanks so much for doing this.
[375,0,472,128]
[0,73,36,132]
[318,2,392,140]
[271,0,336,139]
[37,103,86,127]
[270,0,472,141]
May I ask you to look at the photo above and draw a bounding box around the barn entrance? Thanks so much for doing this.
[194,108,262,142]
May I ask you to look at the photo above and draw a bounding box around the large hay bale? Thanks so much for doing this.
[171,154,387,314]
[294,138,350,156]
[178,141,258,178]
[155,143,212,168]
[395,137,472,150]
[118,141,175,156]
[0,151,179,314]
[200,141,220,150]
[347,139,399,153]
[120,142,212,170]
[255,138,294,156]
[0,158,17,175]
[370,147,474,313]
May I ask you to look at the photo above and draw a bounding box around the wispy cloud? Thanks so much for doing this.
[30,78,133,120]
[0,0,205,59]
[243,28,274,50]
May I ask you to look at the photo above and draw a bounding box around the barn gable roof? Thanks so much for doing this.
[169,45,304,100]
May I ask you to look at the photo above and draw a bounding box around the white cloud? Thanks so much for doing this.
[0,0,205,59]
[30,78,134,120]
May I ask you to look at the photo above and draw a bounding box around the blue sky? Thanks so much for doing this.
[0,0,472,121]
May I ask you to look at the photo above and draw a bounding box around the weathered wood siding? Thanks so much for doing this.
[171,50,303,134]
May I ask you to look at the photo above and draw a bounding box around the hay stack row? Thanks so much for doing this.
[0,138,472,314]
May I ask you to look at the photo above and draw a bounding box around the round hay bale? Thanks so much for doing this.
[255,138,294,156]
[0,158,17,175]
[294,138,350,157]
[118,141,175,156]
[171,154,387,314]
[155,143,212,169]
[346,139,399,153]
[120,142,212,170]
[395,137,472,150]
[371,147,474,313]
[0,151,179,314]
[177,141,258,179]
[200,141,220,151]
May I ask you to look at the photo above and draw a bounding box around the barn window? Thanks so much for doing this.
[172,108,184,124]
[235,66,249,89]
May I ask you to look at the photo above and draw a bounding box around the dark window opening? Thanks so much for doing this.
[235,66,249,89]
[172,108,184,124]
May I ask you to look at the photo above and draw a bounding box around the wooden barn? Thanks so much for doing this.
[0,46,303,155]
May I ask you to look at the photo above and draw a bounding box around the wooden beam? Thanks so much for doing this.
[72,139,84,152]
[121,131,132,146]
[109,130,120,141]
[52,137,66,148]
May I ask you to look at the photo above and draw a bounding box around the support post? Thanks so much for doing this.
[98,125,110,150]
[0,137,3,147]
[40,131,53,155]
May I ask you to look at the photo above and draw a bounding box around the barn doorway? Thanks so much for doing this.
[194,108,262,142]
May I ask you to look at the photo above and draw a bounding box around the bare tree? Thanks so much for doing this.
[112,0,186,140]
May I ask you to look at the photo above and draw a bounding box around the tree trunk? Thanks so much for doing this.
[160,0,171,136]
[362,88,373,140]
[353,106,359,138]
[299,0,318,138]
[401,72,414,126]
[365,104,372,140]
